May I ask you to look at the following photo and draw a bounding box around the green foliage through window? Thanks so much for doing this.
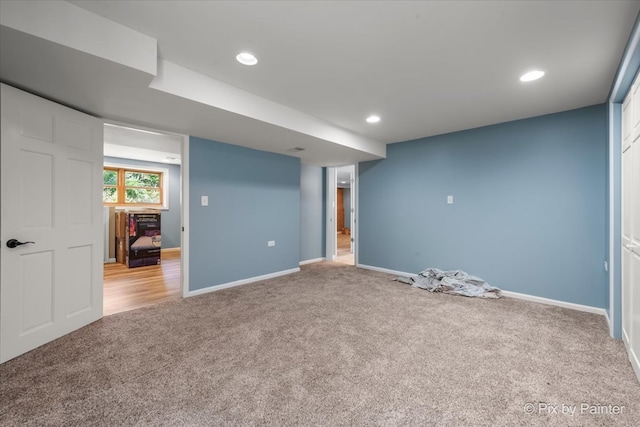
[103,167,163,206]
[125,172,160,188]
[126,189,160,204]
[103,170,117,185]
[103,187,117,203]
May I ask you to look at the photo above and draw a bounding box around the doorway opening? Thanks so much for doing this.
[102,122,186,315]
[331,165,356,265]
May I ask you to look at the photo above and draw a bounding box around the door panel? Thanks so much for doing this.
[67,245,94,316]
[623,245,632,343]
[623,148,632,239]
[21,251,54,332]
[632,137,640,246]
[67,158,94,225]
[21,151,54,227]
[64,120,95,151]
[1,83,103,363]
[20,107,54,142]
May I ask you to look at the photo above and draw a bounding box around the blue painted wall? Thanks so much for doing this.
[104,156,181,249]
[359,105,608,308]
[189,136,300,292]
[300,163,324,262]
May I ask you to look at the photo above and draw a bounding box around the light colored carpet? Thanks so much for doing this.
[1,261,638,426]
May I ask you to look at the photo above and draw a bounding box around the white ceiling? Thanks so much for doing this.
[103,123,183,165]
[2,1,639,165]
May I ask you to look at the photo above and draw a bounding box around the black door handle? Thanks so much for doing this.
[6,239,35,248]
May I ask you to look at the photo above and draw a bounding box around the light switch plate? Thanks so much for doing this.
[447,195,453,204]
[201,196,208,206]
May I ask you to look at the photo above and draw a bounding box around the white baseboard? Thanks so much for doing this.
[623,329,630,346]
[627,343,640,383]
[498,290,607,316]
[186,267,300,297]
[300,257,325,266]
[622,328,640,389]
[356,264,607,317]
[604,309,613,337]
[356,264,415,277]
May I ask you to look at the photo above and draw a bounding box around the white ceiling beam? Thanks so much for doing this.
[149,59,386,159]
[0,0,157,76]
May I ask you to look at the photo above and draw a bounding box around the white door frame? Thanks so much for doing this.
[608,16,640,340]
[181,136,190,297]
[349,167,355,254]
[326,167,337,261]
[102,120,189,298]
[326,164,358,264]
[353,163,359,265]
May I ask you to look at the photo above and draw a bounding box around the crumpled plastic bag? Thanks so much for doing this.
[395,268,501,298]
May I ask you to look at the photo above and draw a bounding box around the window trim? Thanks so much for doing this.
[103,162,170,210]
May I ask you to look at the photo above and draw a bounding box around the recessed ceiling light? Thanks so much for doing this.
[236,52,258,66]
[366,115,381,123]
[520,70,545,82]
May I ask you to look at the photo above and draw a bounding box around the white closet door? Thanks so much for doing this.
[622,76,640,382]
[630,129,640,373]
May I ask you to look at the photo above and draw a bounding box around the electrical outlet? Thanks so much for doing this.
[268,240,275,247]
[447,195,453,204]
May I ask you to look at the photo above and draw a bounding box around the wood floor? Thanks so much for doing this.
[103,250,181,316]
[336,231,354,264]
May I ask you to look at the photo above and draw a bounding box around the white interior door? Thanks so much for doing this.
[622,77,640,382]
[1,84,104,363]
[326,167,337,260]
